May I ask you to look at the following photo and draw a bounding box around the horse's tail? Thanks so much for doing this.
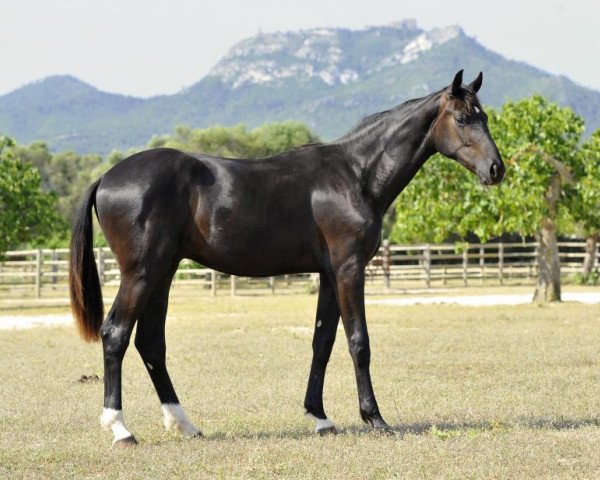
[69,178,104,342]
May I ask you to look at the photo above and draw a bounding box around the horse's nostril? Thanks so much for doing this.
[490,163,498,178]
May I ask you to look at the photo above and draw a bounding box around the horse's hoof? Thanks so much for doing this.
[113,435,138,447]
[317,425,338,436]
[190,431,204,439]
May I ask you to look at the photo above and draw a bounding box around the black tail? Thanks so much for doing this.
[69,178,103,342]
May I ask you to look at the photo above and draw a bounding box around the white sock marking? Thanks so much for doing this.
[162,403,201,437]
[100,408,133,443]
[305,412,336,432]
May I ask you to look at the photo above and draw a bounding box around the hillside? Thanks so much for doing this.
[1,19,599,154]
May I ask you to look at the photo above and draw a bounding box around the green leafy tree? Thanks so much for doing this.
[39,150,102,223]
[250,121,319,157]
[14,141,53,190]
[392,96,584,302]
[152,124,253,157]
[0,136,66,254]
[492,97,584,302]
[149,121,319,158]
[16,142,105,223]
[568,130,600,279]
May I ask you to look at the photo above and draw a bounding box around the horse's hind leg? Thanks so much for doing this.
[304,273,340,435]
[134,269,201,438]
[100,276,156,446]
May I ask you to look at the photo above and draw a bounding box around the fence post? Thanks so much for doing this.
[51,250,58,284]
[35,249,42,298]
[424,245,431,288]
[96,247,105,285]
[382,239,391,292]
[210,270,217,296]
[498,242,504,285]
[269,276,275,294]
[479,246,485,285]
[230,275,237,296]
[462,246,468,286]
[531,243,538,278]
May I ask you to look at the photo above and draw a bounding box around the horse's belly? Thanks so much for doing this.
[188,224,320,276]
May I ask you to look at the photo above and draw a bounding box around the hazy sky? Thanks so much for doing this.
[2,0,598,97]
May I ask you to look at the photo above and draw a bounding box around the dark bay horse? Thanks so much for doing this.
[69,70,504,445]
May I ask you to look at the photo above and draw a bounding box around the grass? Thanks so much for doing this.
[1,288,600,478]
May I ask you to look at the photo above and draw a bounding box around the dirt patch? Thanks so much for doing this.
[366,292,600,307]
[0,314,72,330]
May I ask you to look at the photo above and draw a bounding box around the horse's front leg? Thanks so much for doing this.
[333,257,392,432]
[304,273,340,435]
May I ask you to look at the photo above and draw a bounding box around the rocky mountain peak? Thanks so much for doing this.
[208,21,463,89]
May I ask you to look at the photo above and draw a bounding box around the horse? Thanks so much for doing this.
[69,70,504,446]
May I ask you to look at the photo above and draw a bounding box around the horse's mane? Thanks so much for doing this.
[342,84,481,140]
[342,89,447,138]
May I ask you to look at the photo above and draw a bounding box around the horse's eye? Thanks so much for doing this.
[456,115,466,126]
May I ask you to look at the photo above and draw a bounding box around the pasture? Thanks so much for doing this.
[2,288,600,479]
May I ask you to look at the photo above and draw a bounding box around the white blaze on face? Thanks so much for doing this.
[100,408,133,443]
[162,403,201,437]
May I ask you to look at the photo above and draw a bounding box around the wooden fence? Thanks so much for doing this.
[0,241,597,298]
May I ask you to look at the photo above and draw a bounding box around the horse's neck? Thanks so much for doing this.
[339,92,441,215]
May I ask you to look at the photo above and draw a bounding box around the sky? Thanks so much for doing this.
[1,0,599,97]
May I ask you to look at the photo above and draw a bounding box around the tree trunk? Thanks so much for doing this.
[533,174,562,303]
[533,219,561,302]
[582,233,599,280]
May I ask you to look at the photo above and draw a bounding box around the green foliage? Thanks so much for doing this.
[575,269,600,286]
[391,96,585,243]
[149,121,319,158]
[250,121,319,157]
[0,136,66,253]
[567,129,600,236]
[488,96,584,236]
[17,142,103,223]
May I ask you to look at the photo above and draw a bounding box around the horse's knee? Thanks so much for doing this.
[101,323,132,360]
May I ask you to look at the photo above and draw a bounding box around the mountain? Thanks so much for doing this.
[2,19,600,154]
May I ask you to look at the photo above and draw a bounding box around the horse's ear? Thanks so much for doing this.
[451,69,464,97]
[469,72,483,93]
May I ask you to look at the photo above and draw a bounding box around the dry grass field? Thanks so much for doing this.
[2,287,600,479]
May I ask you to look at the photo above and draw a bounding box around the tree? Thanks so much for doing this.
[391,96,584,302]
[492,97,584,302]
[250,121,319,157]
[14,141,53,190]
[567,130,600,280]
[149,121,319,159]
[0,136,66,254]
[16,142,105,223]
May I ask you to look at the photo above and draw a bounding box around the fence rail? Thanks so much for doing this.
[0,241,597,298]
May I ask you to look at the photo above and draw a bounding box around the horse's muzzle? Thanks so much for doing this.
[482,160,505,185]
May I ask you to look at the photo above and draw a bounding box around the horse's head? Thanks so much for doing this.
[431,70,504,185]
